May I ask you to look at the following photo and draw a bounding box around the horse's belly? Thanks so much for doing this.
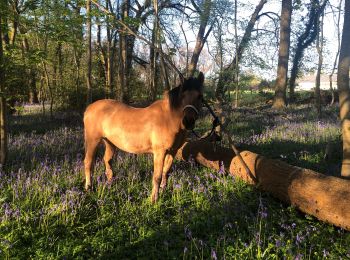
[105,131,153,154]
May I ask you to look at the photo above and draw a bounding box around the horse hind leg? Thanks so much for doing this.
[84,134,100,190]
[103,139,116,183]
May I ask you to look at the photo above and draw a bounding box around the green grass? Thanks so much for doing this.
[0,101,349,259]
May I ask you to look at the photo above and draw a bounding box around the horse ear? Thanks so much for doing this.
[198,72,204,85]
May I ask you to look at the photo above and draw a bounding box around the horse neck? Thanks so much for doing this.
[162,97,183,126]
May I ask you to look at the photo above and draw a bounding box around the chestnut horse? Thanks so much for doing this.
[83,72,204,202]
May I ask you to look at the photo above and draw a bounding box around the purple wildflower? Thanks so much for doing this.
[218,161,225,175]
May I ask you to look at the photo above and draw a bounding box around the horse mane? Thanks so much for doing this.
[166,77,203,110]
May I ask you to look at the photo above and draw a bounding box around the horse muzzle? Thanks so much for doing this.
[183,116,196,130]
[183,105,200,130]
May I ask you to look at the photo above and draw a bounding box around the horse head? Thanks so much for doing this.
[180,72,204,130]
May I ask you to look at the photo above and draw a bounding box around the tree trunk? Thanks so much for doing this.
[289,0,327,102]
[329,0,343,106]
[337,0,350,178]
[215,0,267,101]
[234,0,239,108]
[105,0,113,98]
[272,0,292,109]
[315,11,324,117]
[0,13,7,167]
[86,0,92,104]
[176,140,350,231]
[118,0,130,102]
[22,37,39,104]
[187,0,213,77]
[149,12,158,100]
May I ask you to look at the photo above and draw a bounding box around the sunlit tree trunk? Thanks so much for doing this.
[329,0,343,106]
[272,0,292,109]
[86,0,92,104]
[315,11,324,117]
[118,0,130,102]
[338,0,350,178]
[149,7,158,100]
[0,11,7,167]
[22,37,39,104]
[187,0,213,77]
[105,0,113,98]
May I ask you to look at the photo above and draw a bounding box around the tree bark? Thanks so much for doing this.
[118,0,130,102]
[149,8,158,100]
[215,0,267,101]
[315,11,324,117]
[329,0,343,106]
[0,12,7,167]
[337,0,350,178]
[176,140,350,231]
[272,0,292,109]
[22,37,39,104]
[234,0,239,108]
[187,0,213,77]
[86,0,92,104]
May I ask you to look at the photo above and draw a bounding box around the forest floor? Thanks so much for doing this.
[1,95,349,259]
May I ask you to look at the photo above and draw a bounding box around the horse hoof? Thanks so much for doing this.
[160,183,167,191]
[151,194,158,204]
[85,184,92,191]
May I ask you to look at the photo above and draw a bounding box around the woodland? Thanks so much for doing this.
[1,0,350,258]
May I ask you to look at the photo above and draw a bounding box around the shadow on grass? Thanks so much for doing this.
[242,139,342,177]
[9,111,82,135]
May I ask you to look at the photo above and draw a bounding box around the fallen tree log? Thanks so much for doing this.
[176,139,350,231]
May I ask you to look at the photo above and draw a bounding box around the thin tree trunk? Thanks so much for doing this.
[106,2,113,98]
[149,11,158,100]
[329,0,343,106]
[86,0,92,104]
[315,11,324,117]
[160,56,170,91]
[73,47,81,107]
[97,17,107,96]
[22,37,39,104]
[42,61,53,119]
[272,0,292,109]
[234,0,239,108]
[118,0,130,102]
[337,0,350,178]
[215,0,267,101]
[0,13,7,167]
[175,140,350,231]
[180,19,189,77]
[40,77,46,115]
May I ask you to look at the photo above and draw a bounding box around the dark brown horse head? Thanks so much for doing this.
[169,72,205,130]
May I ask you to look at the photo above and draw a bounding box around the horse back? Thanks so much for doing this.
[83,99,180,154]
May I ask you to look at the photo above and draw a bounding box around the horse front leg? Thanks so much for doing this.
[151,151,166,203]
[160,153,174,190]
